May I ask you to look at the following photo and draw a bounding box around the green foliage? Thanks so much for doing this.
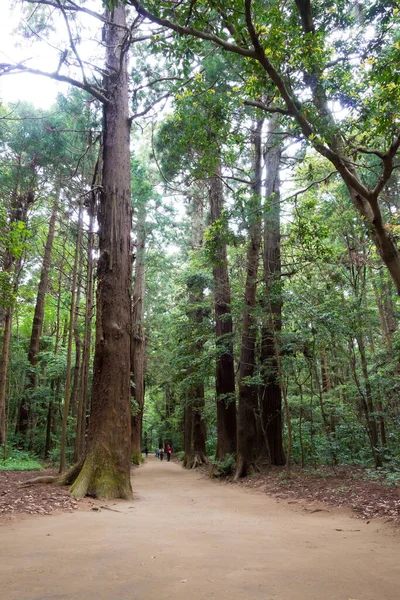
[0,449,42,471]
[210,453,236,477]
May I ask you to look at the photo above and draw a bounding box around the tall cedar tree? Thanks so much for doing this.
[64,6,133,498]
[235,119,263,479]
[209,166,237,460]
[131,201,147,463]
[260,117,285,465]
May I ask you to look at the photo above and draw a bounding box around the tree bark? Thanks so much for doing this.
[75,190,96,461]
[19,195,58,448]
[130,202,147,464]
[45,234,67,459]
[259,117,285,466]
[183,193,208,469]
[209,167,237,461]
[235,119,263,480]
[70,255,83,420]
[4,177,35,444]
[67,6,133,499]
[28,196,59,385]
[60,201,83,473]
[0,307,13,447]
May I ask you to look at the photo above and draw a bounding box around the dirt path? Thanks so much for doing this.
[1,456,399,600]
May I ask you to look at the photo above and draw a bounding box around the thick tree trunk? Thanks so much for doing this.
[130,203,146,464]
[209,168,237,461]
[235,120,263,480]
[259,118,285,466]
[68,6,133,499]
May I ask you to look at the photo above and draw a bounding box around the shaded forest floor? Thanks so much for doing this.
[1,462,399,526]
[232,465,400,524]
[0,469,79,523]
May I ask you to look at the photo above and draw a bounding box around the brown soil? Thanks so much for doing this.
[235,465,400,524]
[0,470,79,524]
[1,457,399,599]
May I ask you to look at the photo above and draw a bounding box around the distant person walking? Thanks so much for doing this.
[166,444,172,462]
[155,447,159,458]
[159,447,164,461]
[144,446,148,458]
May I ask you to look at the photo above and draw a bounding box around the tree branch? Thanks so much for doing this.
[129,0,257,58]
[283,171,337,202]
[371,131,400,200]
[244,99,290,115]
[56,0,87,84]
[0,63,108,104]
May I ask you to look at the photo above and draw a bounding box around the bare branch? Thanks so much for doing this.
[56,0,87,84]
[0,62,108,104]
[129,93,169,122]
[283,171,338,202]
[244,99,290,115]
[371,131,400,200]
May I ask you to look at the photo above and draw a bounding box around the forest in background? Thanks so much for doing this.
[0,0,400,497]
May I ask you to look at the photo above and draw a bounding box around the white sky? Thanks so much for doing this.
[0,1,93,108]
[0,3,60,107]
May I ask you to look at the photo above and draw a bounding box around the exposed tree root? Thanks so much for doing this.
[19,475,60,488]
[184,451,208,470]
[19,460,85,488]
[18,452,132,502]
[234,455,259,481]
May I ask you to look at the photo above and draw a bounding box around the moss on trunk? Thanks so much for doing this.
[69,447,132,499]
[131,451,142,465]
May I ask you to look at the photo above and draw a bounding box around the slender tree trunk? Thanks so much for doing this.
[0,307,13,446]
[70,223,84,421]
[131,202,146,464]
[75,192,95,462]
[21,195,59,447]
[67,6,133,498]
[70,289,82,421]
[183,402,193,466]
[235,120,263,480]
[183,194,208,469]
[45,235,67,459]
[356,333,381,467]
[209,167,237,461]
[28,196,59,385]
[5,179,35,443]
[259,117,285,466]
[60,202,83,473]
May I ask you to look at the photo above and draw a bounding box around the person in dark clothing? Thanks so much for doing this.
[159,447,164,461]
[144,446,148,457]
[166,444,172,462]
